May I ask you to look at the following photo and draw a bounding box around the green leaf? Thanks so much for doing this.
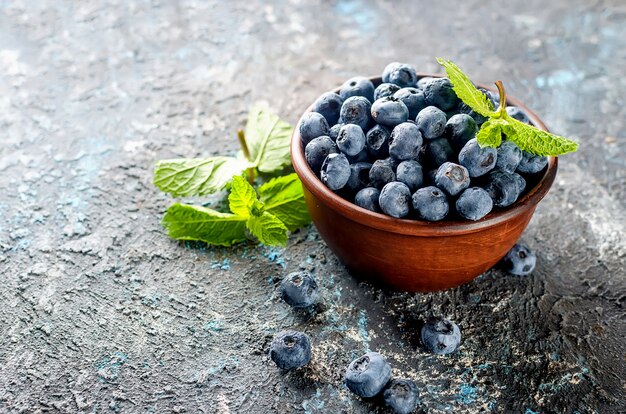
[476,118,507,148]
[436,58,496,117]
[154,156,249,197]
[245,104,293,173]
[258,173,311,231]
[504,118,579,156]
[228,176,259,217]
[162,203,248,246]
[247,212,288,246]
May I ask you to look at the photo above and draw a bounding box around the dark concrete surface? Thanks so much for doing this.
[0,1,624,413]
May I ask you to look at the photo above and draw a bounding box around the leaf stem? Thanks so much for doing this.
[237,129,255,185]
[495,80,507,117]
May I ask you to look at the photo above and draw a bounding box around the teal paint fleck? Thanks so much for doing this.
[457,383,477,404]
[210,257,230,270]
[261,246,286,268]
[205,320,225,332]
[357,309,370,350]
[95,351,128,383]
[525,409,539,414]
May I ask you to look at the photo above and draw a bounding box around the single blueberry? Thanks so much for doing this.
[313,92,343,126]
[344,352,392,398]
[424,138,454,169]
[374,83,402,101]
[340,96,372,130]
[423,77,459,111]
[355,187,381,212]
[371,96,409,128]
[383,379,420,414]
[336,124,366,156]
[329,123,343,141]
[502,243,537,276]
[445,113,478,151]
[396,160,424,191]
[516,151,548,174]
[416,76,435,90]
[483,170,523,207]
[387,63,418,88]
[345,162,372,192]
[434,162,470,196]
[382,62,401,83]
[320,153,351,190]
[506,106,530,124]
[369,158,396,189]
[421,316,461,355]
[512,172,527,194]
[299,112,330,145]
[269,330,312,370]
[305,136,338,173]
[379,181,411,218]
[496,141,522,173]
[456,187,493,221]
[412,186,449,221]
[339,76,375,103]
[394,87,427,119]
[365,124,391,158]
[458,138,498,177]
[280,271,319,308]
[416,106,447,140]
[389,122,423,161]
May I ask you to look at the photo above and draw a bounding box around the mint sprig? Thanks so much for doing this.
[437,58,579,156]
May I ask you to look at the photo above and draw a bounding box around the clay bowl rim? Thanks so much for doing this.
[291,73,558,236]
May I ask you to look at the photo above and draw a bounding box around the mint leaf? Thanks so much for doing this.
[162,203,247,246]
[476,118,507,148]
[245,104,293,173]
[228,176,259,217]
[505,118,579,156]
[247,212,288,246]
[436,58,496,117]
[154,156,249,197]
[258,173,311,231]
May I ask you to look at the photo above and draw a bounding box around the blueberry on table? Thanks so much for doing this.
[434,162,470,196]
[379,181,411,218]
[328,123,343,141]
[458,138,497,177]
[416,106,447,140]
[516,151,548,174]
[299,112,330,145]
[339,76,375,103]
[421,316,461,355]
[280,271,319,308]
[396,160,423,192]
[382,62,402,83]
[394,87,427,120]
[483,170,524,207]
[305,136,337,173]
[369,158,396,189]
[496,141,522,173]
[506,106,530,124]
[321,153,351,190]
[424,138,454,169]
[269,330,312,370]
[445,113,477,151]
[412,186,449,221]
[423,77,459,111]
[336,124,366,156]
[313,92,343,126]
[345,162,372,192]
[374,83,402,100]
[383,378,420,414]
[387,63,418,88]
[456,187,493,221]
[340,96,372,130]
[344,352,392,398]
[502,243,537,276]
[371,96,409,128]
[389,122,422,161]
[365,124,391,158]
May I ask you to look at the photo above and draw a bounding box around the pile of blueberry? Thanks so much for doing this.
[300,62,549,221]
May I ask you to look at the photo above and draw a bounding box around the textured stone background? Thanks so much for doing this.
[0,1,624,413]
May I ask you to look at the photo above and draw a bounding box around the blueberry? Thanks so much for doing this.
[280,271,319,308]
[383,379,420,414]
[512,172,527,193]
[424,138,454,169]
[495,141,522,173]
[387,63,418,88]
[458,138,497,177]
[355,187,381,212]
[346,162,372,192]
[423,77,459,111]
[445,113,478,151]
[346,148,370,164]
[435,162,470,196]
[421,316,461,355]
[340,96,372,130]
[394,87,427,119]
[313,92,343,126]
[379,181,411,218]
[369,158,396,189]
[389,122,422,161]
[329,123,343,141]
[336,124,366,156]
[269,330,312,370]
[382,62,401,83]
[305,136,338,173]
[365,124,391,158]
[416,76,434,90]
[321,153,351,190]
[371,97,409,128]
[339,76,375,103]
[502,243,536,276]
[344,352,392,398]
[483,170,523,207]
[456,187,493,221]
[416,106,447,140]
[412,186,449,221]
[457,88,496,125]
[374,83,401,100]
[299,112,330,145]
[506,106,530,124]
[516,151,548,174]
[396,160,424,191]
